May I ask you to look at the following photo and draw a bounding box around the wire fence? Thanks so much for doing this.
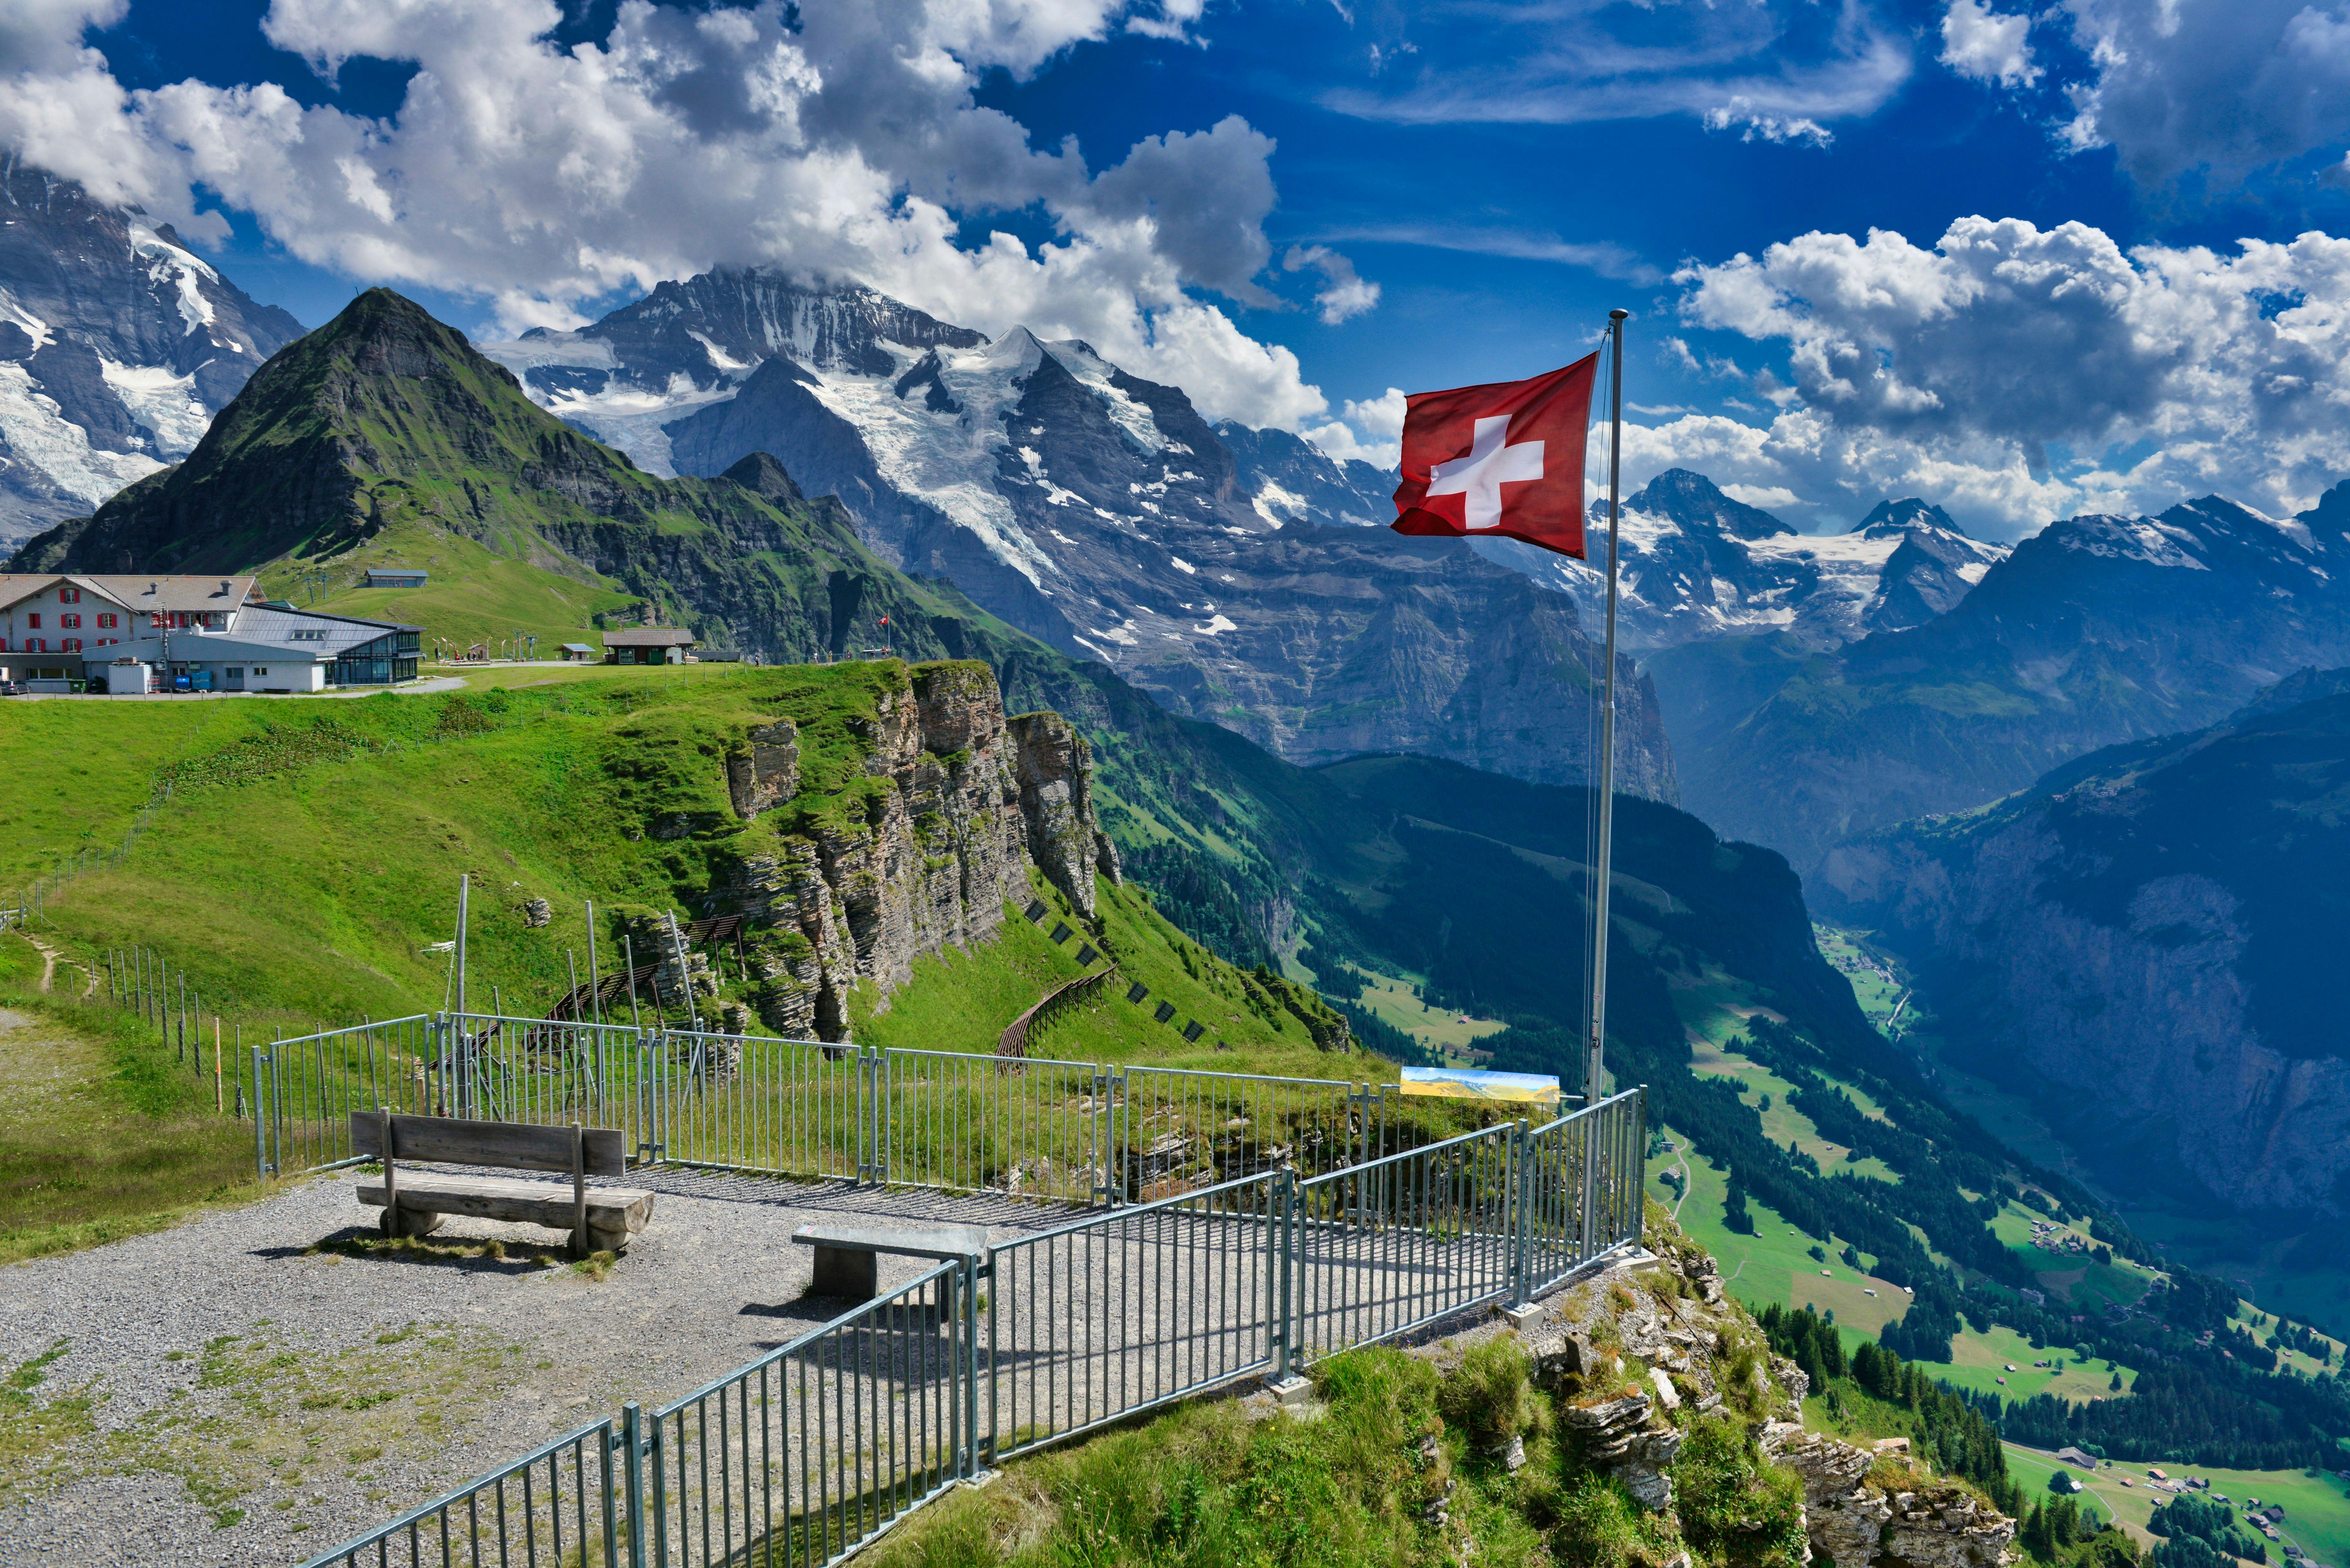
[296,1083,1647,1568]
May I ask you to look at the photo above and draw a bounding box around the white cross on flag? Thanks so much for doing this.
[1390,352,1597,558]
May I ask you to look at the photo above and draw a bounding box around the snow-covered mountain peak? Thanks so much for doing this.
[1855,496,1965,539]
[1623,468,1793,539]
[475,264,1682,802]
[0,156,303,547]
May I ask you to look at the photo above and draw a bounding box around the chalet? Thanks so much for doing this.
[558,642,597,662]
[603,627,698,665]
[0,574,420,692]
[2055,1447,2099,1470]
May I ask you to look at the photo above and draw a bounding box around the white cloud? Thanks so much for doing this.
[1939,0,2039,89]
[0,0,1369,436]
[1317,222,1662,285]
[1702,98,1833,147]
[2057,0,2350,185]
[1664,216,2350,533]
[1322,0,1910,139]
[1299,384,1405,466]
[1281,243,1381,324]
[0,0,120,72]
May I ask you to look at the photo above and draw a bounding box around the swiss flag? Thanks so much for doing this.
[1391,353,1597,558]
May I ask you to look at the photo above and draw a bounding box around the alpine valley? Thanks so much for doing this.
[11,168,2350,1356]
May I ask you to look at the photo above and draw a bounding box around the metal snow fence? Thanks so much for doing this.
[296,1412,619,1568]
[643,1258,976,1568]
[439,1012,653,1135]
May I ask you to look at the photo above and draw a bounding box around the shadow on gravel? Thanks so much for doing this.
[277,1227,604,1278]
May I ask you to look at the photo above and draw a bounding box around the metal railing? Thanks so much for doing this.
[987,1169,1285,1459]
[256,1014,1440,1196]
[1290,1122,1520,1361]
[299,1083,1647,1568]
[300,1412,619,1568]
[645,1260,974,1568]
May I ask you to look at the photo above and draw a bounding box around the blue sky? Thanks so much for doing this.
[26,0,2350,534]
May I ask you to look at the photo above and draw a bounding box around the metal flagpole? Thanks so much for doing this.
[1587,308,1629,1106]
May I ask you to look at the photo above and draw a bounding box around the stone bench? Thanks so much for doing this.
[791,1221,989,1303]
[350,1110,654,1258]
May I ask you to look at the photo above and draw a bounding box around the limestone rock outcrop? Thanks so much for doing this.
[704,661,1109,1041]
[1762,1424,2014,1568]
[1434,1214,2015,1568]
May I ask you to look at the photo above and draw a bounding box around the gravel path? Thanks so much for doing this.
[0,1126,1543,1568]
[0,1166,1077,1567]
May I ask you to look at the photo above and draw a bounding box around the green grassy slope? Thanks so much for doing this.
[0,663,1346,1083]
[0,935,259,1263]
[2,291,1053,666]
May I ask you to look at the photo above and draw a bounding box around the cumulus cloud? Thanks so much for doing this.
[1300,384,1405,466]
[1322,0,1909,140]
[1658,216,2350,533]
[1938,0,2039,89]
[1281,244,1381,324]
[2058,0,2350,186]
[0,0,119,71]
[0,0,1381,433]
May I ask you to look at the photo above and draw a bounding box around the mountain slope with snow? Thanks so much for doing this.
[1687,488,2350,872]
[480,269,1678,799]
[1463,471,2008,653]
[0,157,304,546]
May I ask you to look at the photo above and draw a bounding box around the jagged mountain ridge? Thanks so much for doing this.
[480,269,1677,799]
[1470,470,2009,653]
[1685,488,2350,874]
[0,157,303,546]
[2,288,1042,664]
[1820,671,2350,1220]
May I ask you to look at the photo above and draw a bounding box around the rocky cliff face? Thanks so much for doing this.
[644,660,1112,1041]
[0,156,303,546]
[481,271,1678,801]
[1433,1211,2013,1568]
[1821,677,2350,1215]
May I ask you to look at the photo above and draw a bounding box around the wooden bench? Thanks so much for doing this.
[350,1110,654,1258]
[791,1221,989,1303]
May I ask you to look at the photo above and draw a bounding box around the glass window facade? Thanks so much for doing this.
[326,627,422,687]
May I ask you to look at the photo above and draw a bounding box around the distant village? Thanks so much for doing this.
[2029,1217,2097,1257]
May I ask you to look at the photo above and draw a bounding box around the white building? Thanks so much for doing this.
[0,574,421,693]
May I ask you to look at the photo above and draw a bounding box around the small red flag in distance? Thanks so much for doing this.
[1391,352,1598,558]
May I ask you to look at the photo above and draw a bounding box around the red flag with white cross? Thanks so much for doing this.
[1390,354,1598,558]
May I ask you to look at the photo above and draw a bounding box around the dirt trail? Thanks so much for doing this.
[8,928,91,997]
